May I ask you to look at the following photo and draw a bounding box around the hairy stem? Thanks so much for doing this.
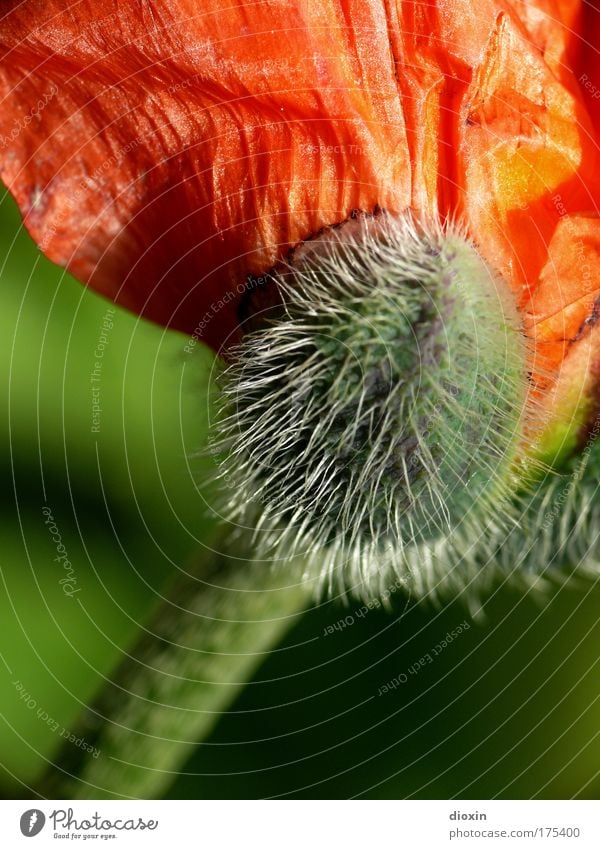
[40,544,311,799]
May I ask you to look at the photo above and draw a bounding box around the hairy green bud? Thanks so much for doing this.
[212,211,529,597]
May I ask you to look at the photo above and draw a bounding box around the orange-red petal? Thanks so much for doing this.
[0,0,599,370]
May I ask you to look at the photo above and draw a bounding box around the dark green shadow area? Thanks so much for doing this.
[0,187,219,792]
[169,582,600,800]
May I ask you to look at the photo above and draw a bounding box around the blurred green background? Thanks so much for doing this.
[0,185,598,799]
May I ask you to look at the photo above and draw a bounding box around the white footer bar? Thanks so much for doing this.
[0,800,598,848]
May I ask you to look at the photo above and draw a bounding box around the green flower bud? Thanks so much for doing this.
[213,211,528,597]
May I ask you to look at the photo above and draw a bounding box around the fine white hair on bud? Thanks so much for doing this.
[211,210,530,600]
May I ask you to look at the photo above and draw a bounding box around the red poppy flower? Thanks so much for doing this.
[0,1,598,363]
[2,0,600,591]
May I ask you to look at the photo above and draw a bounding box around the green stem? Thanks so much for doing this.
[41,545,311,799]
